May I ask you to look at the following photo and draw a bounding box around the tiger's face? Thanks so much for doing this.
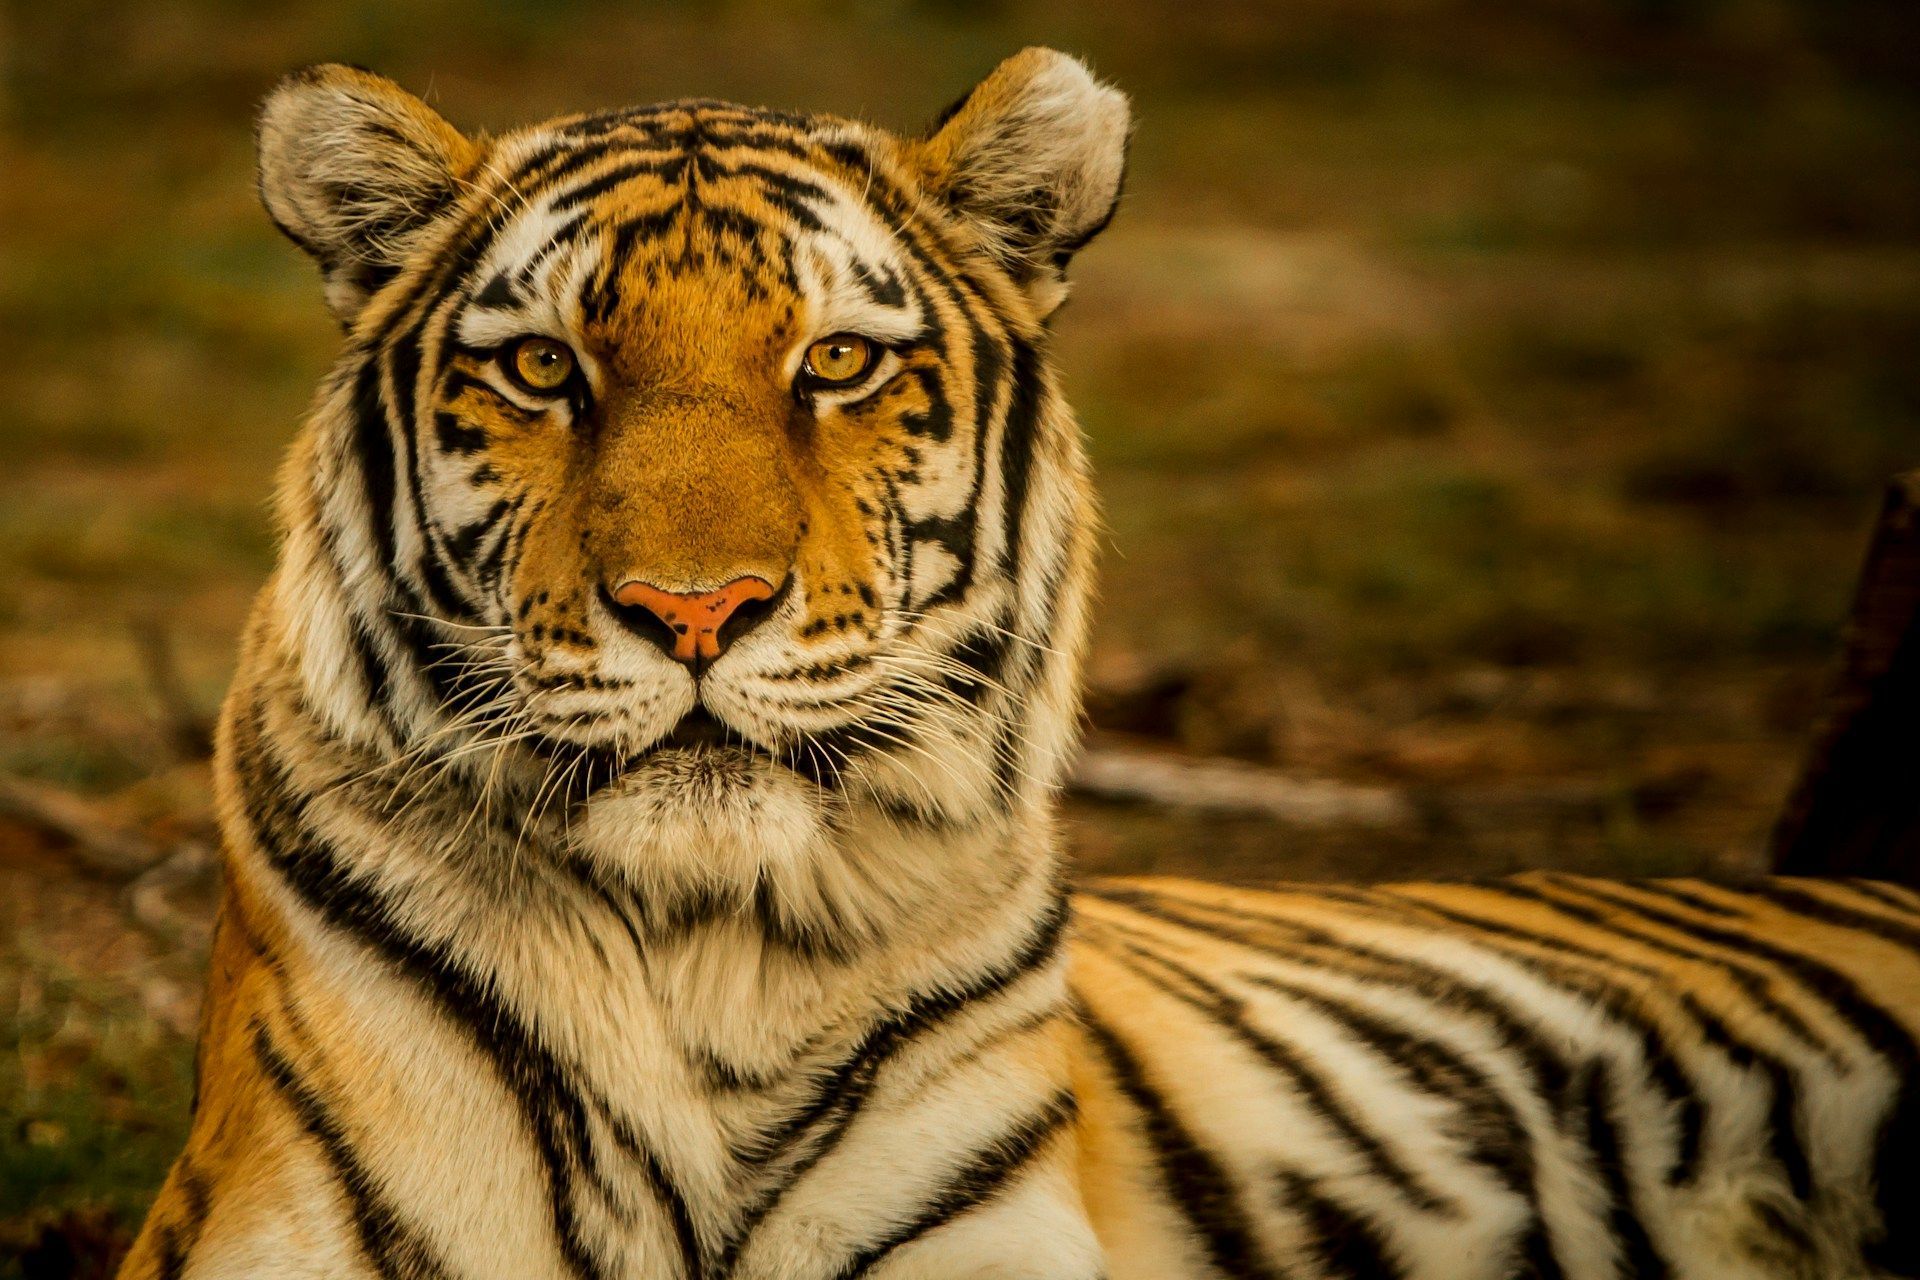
[257,54,1127,878]
[422,108,1009,772]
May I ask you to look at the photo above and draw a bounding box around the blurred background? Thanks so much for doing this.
[3,0,1918,1270]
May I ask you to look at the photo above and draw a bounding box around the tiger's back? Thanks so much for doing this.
[1070,873,1920,1280]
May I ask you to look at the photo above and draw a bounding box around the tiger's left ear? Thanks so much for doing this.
[256,65,479,324]
[911,48,1130,317]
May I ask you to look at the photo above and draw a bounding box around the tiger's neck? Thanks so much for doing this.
[220,604,1072,1110]
[214,634,1083,1267]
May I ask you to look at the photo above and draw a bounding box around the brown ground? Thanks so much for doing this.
[4,0,1918,1270]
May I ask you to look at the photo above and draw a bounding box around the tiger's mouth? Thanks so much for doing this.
[537,705,791,800]
[653,706,738,753]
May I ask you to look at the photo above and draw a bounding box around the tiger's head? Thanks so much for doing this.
[255,52,1126,902]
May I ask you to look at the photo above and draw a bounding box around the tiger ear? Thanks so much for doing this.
[255,65,478,323]
[910,48,1130,317]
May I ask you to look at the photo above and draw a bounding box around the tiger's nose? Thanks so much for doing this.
[608,576,781,666]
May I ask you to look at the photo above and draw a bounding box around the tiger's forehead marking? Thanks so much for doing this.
[455,102,926,366]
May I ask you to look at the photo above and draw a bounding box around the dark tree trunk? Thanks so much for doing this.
[1771,471,1920,886]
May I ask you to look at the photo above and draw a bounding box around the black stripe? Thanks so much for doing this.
[509,138,631,190]
[1082,886,1569,1277]
[831,1092,1076,1279]
[253,1022,454,1280]
[1369,884,1797,1195]
[1756,880,1920,953]
[589,207,683,318]
[1271,1167,1399,1280]
[303,406,406,751]
[1082,885,1577,1123]
[385,329,471,621]
[907,331,1004,612]
[473,493,529,590]
[1237,972,1531,1195]
[988,712,1028,811]
[344,611,406,731]
[1618,879,1748,919]
[434,411,488,456]
[559,850,868,963]
[996,337,1045,578]
[472,271,521,310]
[615,1135,702,1279]
[1764,1068,1814,1199]
[705,155,833,205]
[1845,879,1920,914]
[152,1225,188,1280]
[1380,885,1806,1202]
[850,258,906,308]
[1543,878,1920,1275]
[939,628,1010,706]
[326,373,430,734]
[151,1159,214,1280]
[149,1153,214,1279]
[350,361,398,574]
[1486,879,1838,1063]
[393,611,461,707]
[1576,1060,1671,1280]
[1098,938,1457,1217]
[231,701,693,1280]
[1075,1006,1289,1280]
[747,181,825,233]
[895,365,956,442]
[446,498,513,562]
[441,367,513,407]
[714,888,1070,1274]
[513,212,593,292]
[178,1158,212,1239]
[550,156,686,211]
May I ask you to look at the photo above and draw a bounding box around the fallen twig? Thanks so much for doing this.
[0,773,166,877]
[131,617,216,760]
[127,839,217,945]
[1069,747,1415,828]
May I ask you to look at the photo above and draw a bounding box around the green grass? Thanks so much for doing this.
[1,968,193,1218]
[0,960,195,1275]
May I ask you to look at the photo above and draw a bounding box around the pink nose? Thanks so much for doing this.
[609,576,778,664]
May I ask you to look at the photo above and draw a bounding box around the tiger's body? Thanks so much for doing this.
[119,49,1918,1280]
[1074,876,1920,1280]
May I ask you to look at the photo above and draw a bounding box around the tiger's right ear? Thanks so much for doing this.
[256,65,477,323]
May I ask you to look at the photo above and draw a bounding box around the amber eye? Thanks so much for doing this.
[504,336,577,395]
[801,334,877,388]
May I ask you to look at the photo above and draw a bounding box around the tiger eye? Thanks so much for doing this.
[507,336,576,394]
[803,334,876,387]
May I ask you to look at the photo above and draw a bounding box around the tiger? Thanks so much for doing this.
[114,47,1920,1280]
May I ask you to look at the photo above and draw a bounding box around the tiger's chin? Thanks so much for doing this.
[569,740,835,893]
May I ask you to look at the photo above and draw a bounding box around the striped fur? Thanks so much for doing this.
[1073,876,1920,1280]
[119,51,1919,1280]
